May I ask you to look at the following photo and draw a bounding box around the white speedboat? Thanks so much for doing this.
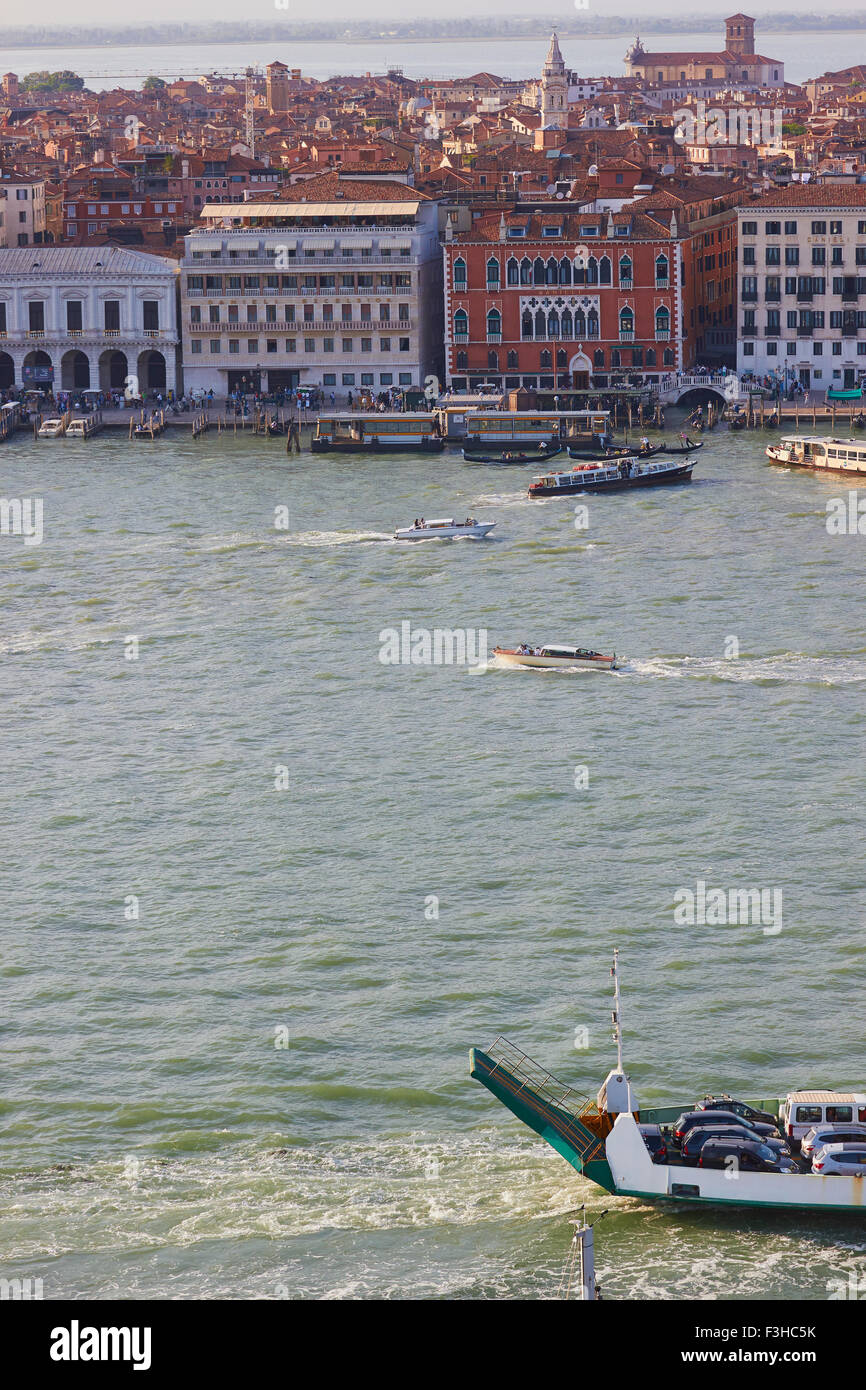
[394,517,495,541]
[766,435,866,474]
[37,418,65,438]
[494,643,616,671]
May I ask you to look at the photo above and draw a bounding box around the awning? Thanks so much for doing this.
[378,237,412,250]
[265,237,296,251]
[188,236,220,251]
[305,238,335,251]
[222,236,262,250]
[347,238,373,250]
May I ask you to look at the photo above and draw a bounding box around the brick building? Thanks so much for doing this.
[442,179,745,391]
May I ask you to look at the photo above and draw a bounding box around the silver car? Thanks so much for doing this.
[811,1143,866,1175]
[801,1123,866,1159]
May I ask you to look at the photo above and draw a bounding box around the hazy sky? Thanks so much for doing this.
[10,0,866,28]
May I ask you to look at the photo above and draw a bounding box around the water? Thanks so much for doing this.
[0,29,860,88]
[1,423,865,1300]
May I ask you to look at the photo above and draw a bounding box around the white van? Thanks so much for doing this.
[780,1091,866,1147]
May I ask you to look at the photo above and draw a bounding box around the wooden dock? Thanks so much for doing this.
[732,396,866,431]
[129,409,165,440]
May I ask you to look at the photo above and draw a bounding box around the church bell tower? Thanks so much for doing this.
[540,31,568,131]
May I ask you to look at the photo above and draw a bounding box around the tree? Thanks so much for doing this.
[21,70,85,93]
[143,77,166,93]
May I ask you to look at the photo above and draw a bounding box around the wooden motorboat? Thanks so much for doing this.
[394,517,495,541]
[493,644,616,671]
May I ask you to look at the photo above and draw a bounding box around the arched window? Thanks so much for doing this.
[561,309,573,339]
[573,259,586,286]
[611,348,621,368]
[655,306,670,339]
[453,257,467,288]
[655,254,669,286]
[533,257,546,285]
[599,256,611,285]
[547,309,560,339]
[619,255,633,285]
[535,308,546,339]
[520,257,532,285]
[663,347,674,365]
[486,257,500,288]
[587,309,599,338]
[488,349,499,369]
[454,308,468,341]
[507,349,519,368]
[619,307,634,338]
[559,258,572,285]
[574,308,586,339]
[586,257,599,284]
[540,349,552,368]
[593,348,605,367]
[556,348,567,369]
[486,308,501,341]
[646,347,656,366]
[521,311,533,339]
[546,257,558,285]
[456,350,468,369]
[506,257,519,285]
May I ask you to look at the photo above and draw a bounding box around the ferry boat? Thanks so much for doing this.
[471,951,866,1214]
[311,413,444,453]
[394,517,495,541]
[437,407,612,450]
[493,644,616,671]
[766,435,866,475]
[529,454,696,497]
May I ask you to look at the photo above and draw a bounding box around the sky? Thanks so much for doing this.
[8,1,866,28]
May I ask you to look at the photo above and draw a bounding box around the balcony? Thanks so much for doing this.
[619,330,635,342]
[486,332,502,343]
[654,279,669,290]
[454,280,467,292]
[765,291,781,302]
[764,327,781,336]
[797,289,813,303]
[842,325,858,337]
[619,278,633,290]
[741,291,758,302]
[797,325,813,337]
[654,329,671,340]
[454,332,469,343]
[486,282,500,293]
[842,290,859,303]
[741,325,757,337]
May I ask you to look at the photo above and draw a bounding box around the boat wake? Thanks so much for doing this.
[623,653,866,685]
[286,530,393,548]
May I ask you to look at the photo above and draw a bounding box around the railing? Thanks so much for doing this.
[619,278,633,290]
[619,330,635,341]
[479,1036,608,1164]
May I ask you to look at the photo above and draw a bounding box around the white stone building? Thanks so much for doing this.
[737,188,866,392]
[178,170,443,397]
[0,246,180,394]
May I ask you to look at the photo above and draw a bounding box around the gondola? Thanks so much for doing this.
[663,439,704,456]
[728,415,747,431]
[461,444,562,464]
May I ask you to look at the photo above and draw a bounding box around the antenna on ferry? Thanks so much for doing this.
[611,947,624,1073]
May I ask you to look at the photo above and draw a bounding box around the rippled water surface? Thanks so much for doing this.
[1,424,864,1299]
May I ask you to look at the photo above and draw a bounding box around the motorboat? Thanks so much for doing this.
[493,644,616,671]
[394,517,495,541]
[37,418,65,438]
[529,454,696,496]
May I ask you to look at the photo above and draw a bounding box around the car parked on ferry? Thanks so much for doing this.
[695,1095,778,1129]
[638,1123,668,1163]
[671,1110,777,1147]
[800,1123,866,1160]
[680,1125,790,1166]
[698,1138,798,1173]
[779,1091,866,1148]
[811,1144,866,1176]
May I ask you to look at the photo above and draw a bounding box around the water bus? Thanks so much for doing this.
[452,409,611,451]
[311,413,444,453]
[394,517,495,541]
[529,455,696,497]
[471,952,866,1214]
[493,644,616,672]
[766,435,866,475]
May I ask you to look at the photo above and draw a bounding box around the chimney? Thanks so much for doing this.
[499,212,506,241]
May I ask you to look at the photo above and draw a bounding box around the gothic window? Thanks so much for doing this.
[507,258,519,285]
[587,309,599,338]
[655,253,669,284]
[619,307,634,336]
[561,309,573,339]
[535,308,547,338]
[533,257,546,285]
[574,308,586,338]
[586,257,599,284]
[559,258,572,285]
[520,257,532,285]
[454,308,468,340]
[453,257,467,288]
[573,260,586,286]
[646,347,656,366]
[611,348,621,368]
[546,257,558,285]
[556,348,567,368]
[619,255,633,284]
[488,349,499,369]
[522,310,533,339]
[594,348,604,367]
[547,309,560,338]
[655,306,670,337]
[540,349,552,368]
[456,350,468,369]
[486,257,500,287]
[663,347,674,365]
[486,308,501,340]
[599,256,612,285]
[507,349,519,367]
